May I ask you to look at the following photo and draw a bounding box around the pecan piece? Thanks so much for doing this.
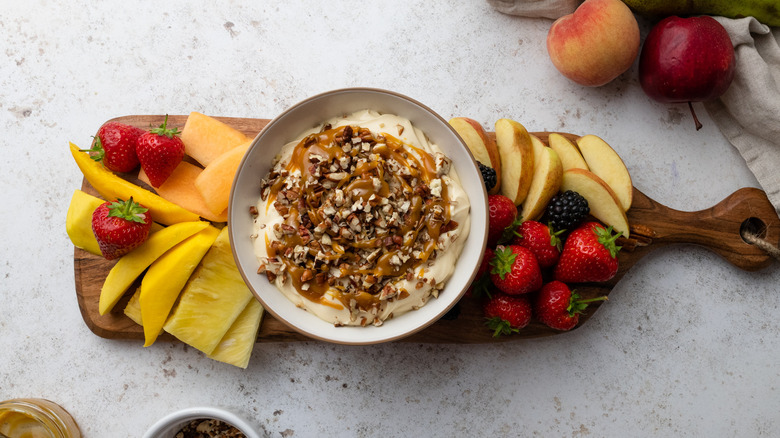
[300,269,314,282]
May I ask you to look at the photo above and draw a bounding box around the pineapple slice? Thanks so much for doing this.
[125,286,263,368]
[141,225,221,347]
[124,288,142,325]
[208,298,264,368]
[163,227,255,355]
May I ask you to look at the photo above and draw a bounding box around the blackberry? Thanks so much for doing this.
[546,190,589,231]
[477,161,497,192]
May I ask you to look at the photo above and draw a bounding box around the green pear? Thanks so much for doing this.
[622,0,780,27]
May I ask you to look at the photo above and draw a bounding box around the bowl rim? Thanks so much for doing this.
[228,87,488,345]
[141,406,261,438]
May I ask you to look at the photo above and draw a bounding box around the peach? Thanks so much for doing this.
[546,0,640,87]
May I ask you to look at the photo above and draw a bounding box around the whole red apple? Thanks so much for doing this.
[639,15,735,130]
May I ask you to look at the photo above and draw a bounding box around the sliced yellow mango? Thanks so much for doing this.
[67,189,164,256]
[208,298,264,369]
[69,142,200,225]
[141,226,220,347]
[163,227,254,354]
[98,221,209,315]
[66,190,105,255]
[138,161,228,223]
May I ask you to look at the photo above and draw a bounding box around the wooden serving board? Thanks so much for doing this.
[74,115,780,343]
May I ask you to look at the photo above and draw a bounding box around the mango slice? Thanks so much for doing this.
[163,227,254,355]
[141,226,221,347]
[66,190,105,255]
[70,142,200,225]
[180,112,250,167]
[195,140,251,215]
[98,221,209,315]
[207,298,264,369]
[138,161,228,223]
[67,190,164,256]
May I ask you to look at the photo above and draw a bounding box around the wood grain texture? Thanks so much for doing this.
[73,115,780,344]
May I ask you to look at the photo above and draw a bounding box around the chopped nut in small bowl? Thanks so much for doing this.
[229,88,488,344]
[142,406,261,438]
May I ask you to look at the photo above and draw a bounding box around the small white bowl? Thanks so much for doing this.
[142,406,261,438]
[229,87,488,345]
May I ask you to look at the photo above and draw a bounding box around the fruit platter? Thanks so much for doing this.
[69,112,780,365]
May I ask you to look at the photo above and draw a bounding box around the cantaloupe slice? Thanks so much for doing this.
[195,140,251,215]
[139,161,228,223]
[180,112,250,167]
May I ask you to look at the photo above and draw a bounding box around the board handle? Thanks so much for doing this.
[628,187,780,271]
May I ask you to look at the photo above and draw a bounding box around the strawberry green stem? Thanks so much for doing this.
[596,225,622,258]
[80,137,106,163]
[148,114,181,139]
[567,293,608,316]
[107,197,149,224]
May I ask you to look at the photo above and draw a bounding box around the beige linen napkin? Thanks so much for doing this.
[487,0,579,19]
[704,17,780,215]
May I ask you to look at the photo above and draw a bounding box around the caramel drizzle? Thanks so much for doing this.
[265,124,456,312]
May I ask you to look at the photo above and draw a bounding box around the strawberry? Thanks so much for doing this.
[553,222,622,283]
[511,220,564,268]
[484,293,532,337]
[535,281,607,331]
[487,194,518,247]
[91,197,153,260]
[465,247,494,298]
[489,245,542,295]
[136,115,185,187]
[81,122,144,173]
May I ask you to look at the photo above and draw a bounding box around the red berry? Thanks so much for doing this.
[81,122,144,173]
[511,220,563,268]
[91,197,152,260]
[489,245,542,295]
[136,115,185,187]
[554,222,622,283]
[487,194,518,247]
[535,281,607,331]
[483,293,532,337]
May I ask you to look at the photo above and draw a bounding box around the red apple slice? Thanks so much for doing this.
[494,118,535,205]
[576,134,633,211]
[560,168,629,237]
[448,117,502,194]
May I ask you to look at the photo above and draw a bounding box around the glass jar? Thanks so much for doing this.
[0,398,81,438]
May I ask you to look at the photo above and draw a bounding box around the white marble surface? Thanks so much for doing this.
[2,1,779,436]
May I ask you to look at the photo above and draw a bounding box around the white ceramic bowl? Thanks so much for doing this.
[142,407,261,438]
[228,87,488,345]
